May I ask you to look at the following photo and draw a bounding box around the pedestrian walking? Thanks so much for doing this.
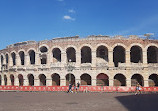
[76,82,80,92]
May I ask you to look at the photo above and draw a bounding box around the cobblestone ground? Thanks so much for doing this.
[0,92,157,111]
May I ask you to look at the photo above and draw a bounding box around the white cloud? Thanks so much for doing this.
[68,9,75,13]
[63,15,75,21]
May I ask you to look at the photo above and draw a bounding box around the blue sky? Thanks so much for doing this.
[0,0,158,49]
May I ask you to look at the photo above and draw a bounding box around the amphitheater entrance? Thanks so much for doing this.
[29,50,35,64]
[28,74,34,86]
[113,46,125,67]
[66,74,75,86]
[114,74,126,86]
[10,74,14,86]
[149,74,158,86]
[130,46,142,63]
[147,46,158,63]
[18,74,23,86]
[81,46,92,63]
[66,47,76,62]
[52,73,60,86]
[4,75,7,85]
[96,73,109,86]
[39,74,46,86]
[52,48,61,63]
[19,51,25,65]
[81,74,91,85]
[131,74,144,86]
[96,46,108,62]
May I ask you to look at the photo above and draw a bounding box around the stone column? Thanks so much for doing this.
[7,74,11,85]
[25,54,30,66]
[1,75,4,85]
[35,53,40,65]
[109,74,114,86]
[46,79,52,86]
[9,55,13,67]
[126,50,131,67]
[47,52,51,66]
[143,51,148,67]
[23,79,29,86]
[61,51,67,67]
[92,51,96,67]
[34,79,40,86]
[14,77,19,86]
[144,79,149,87]
[16,55,21,66]
[76,51,81,67]
[126,79,131,87]
[108,50,114,68]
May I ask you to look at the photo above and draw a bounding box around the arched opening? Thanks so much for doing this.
[40,54,47,64]
[113,46,125,67]
[80,74,91,85]
[28,50,35,64]
[81,46,92,63]
[130,46,143,63]
[10,74,14,86]
[66,47,76,62]
[66,74,75,86]
[4,75,7,85]
[6,54,9,69]
[96,73,109,86]
[40,46,48,53]
[1,55,4,65]
[52,48,61,63]
[149,74,158,86]
[131,74,144,86]
[19,51,25,65]
[147,46,158,63]
[0,75,1,85]
[96,46,108,62]
[52,73,60,86]
[18,74,23,86]
[39,74,46,86]
[11,52,16,66]
[28,74,34,86]
[114,74,126,86]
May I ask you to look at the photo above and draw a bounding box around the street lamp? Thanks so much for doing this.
[67,59,74,84]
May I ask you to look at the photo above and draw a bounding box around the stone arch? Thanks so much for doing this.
[96,73,109,86]
[66,73,75,86]
[80,73,91,85]
[51,73,60,86]
[113,46,125,67]
[131,74,144,86]
[39,74,46,86]
[4,75,7,85]
[18,74,23,86]
[130,45,143,63]
[149,74,158,86]
[28,74,34,86]
[147,46,158,63]
[81,46,92,63]
[52,48,61,63]
[10,74,14,86]
[114,74,126,86]
[96,45,108,62]
[66,47,76,62]
[39,45,49,53]
[19,51,25,65]
[28,50,35,64]
[11,52,16,66]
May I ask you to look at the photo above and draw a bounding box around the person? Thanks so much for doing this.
[67,83,72,93]
[73,84,76,93]
[76,82,80,92]
[135,83,141,95]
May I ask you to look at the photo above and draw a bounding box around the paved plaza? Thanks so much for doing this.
[0,92,157,111]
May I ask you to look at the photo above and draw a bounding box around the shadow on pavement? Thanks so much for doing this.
[115,93,158,111]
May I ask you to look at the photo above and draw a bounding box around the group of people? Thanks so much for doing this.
[135,83,142,95]
[67,82,80,93]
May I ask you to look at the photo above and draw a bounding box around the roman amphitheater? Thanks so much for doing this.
[0,35,158,87]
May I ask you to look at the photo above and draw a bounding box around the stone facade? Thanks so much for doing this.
[0,35,158,87]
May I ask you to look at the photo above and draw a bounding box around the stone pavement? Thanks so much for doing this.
[0,92,157,111]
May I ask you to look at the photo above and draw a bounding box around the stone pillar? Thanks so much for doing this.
[108,50,114,68]
[109,74,114,86]
[60,75,66,86]
[126,79,131,87]
[14,77,19,86]
[126,50,131,67]
[23,79,29,86]
[35,53,40,65]
[47,52,51,66]
[92,51,96,67]
[76,51,81,67]
[25,54,30,66]
[7,75,11,85]
[144,79,149,87]
[34,79,40,86]
[46,79,52,86]
[61,51,67,67]
[143,51,148,67]
[16,55,21,66]
[92,79,96,86]
[9,55,13,67]
[1,75,4,85]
